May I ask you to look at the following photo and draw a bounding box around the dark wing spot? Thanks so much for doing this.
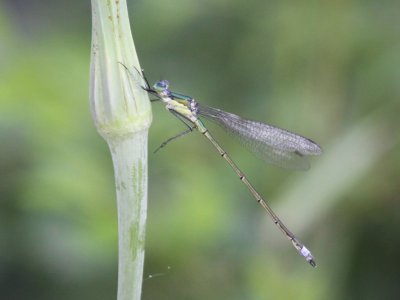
[294,150,304,157]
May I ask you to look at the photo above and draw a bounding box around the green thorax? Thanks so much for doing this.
[170,91,193,107]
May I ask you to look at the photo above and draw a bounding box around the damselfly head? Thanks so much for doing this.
[153,80,169,92]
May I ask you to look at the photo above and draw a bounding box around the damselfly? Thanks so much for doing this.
[130,66,322,267]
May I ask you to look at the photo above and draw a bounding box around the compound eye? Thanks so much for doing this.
[153,80,169,91]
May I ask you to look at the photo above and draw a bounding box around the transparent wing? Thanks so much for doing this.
[197,104,322,170]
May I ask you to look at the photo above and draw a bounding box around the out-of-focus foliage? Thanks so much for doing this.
[1,1,399,299]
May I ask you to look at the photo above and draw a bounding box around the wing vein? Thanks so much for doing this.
[197,104,322,170]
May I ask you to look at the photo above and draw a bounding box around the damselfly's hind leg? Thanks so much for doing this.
[154,127,195,153]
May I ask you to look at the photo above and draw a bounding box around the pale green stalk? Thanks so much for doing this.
[90,1,151,299]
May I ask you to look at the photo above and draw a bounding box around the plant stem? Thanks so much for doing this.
[110,134,148,300]
[90,0,151,299]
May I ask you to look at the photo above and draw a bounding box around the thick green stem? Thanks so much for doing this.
[90,0,151,299]
[109,134,148,300]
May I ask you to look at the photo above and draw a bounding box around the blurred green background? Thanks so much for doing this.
[1,0,400,299]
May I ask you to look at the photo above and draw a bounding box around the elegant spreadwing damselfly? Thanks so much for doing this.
[125,65,322,267]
